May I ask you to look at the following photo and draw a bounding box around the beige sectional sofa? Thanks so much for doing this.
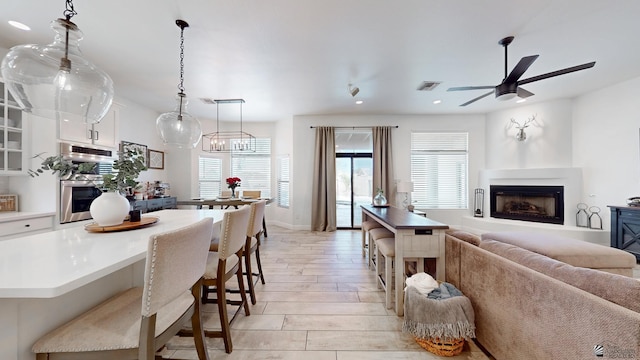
[445,230,640,360]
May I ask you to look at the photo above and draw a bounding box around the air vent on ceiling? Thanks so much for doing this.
[199,98,216,104]
[417,81,441,91]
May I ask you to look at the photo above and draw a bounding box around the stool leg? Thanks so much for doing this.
[385,256,393,309]
[375,241,382,290]
[361,228,367,258]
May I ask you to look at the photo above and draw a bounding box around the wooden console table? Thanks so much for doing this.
[361,204,449,316]
[608,205,640,261]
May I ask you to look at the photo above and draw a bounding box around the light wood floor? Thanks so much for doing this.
[160,226,491,359]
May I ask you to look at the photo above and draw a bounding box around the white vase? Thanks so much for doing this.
[90,191,130,226]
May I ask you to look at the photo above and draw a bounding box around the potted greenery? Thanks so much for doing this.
[31,148,147,226]
[28,154,97,179]
[89,148,147,226]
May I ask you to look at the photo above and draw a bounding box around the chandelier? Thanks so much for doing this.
[0,0,114,124]
[202,99,256,153]
[156,19,202,149]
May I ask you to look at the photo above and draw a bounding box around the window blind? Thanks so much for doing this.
[198,156,222,199]
[277,155,290,208]
[410,132,468,209]
[231,138,271,198]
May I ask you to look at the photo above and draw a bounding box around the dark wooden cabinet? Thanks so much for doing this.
[131,197,176,213]
[608,205,640,261]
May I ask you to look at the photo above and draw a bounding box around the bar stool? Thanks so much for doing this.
[361,220,383,258]
[375,237,396,309]
[368,227,393,268]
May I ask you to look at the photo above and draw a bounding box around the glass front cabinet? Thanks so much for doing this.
[0,80,29,175]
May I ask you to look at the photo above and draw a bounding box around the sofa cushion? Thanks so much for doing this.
[445,230,481,246]
[480,231,636,271]
[480,239,640,313]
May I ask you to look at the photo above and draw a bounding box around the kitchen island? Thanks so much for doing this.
[0,209,225,360]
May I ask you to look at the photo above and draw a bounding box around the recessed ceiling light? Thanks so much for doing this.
[433,99,442,104]
[355,100,363,105]
[8,20,30,31]
[516,99,527,103]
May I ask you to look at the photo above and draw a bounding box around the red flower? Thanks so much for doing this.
[226,177,241,188]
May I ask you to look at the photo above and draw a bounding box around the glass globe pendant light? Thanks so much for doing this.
[156,20,202,149]
[0,0,114,124]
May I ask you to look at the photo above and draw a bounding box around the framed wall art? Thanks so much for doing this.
[148,149,165,169]
[120,141,148,166]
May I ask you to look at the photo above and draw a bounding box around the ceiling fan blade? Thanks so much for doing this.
[519,61,596,85]
[504,55,539,84]
[447,86,495,92]
[460,90,494,106]
[517,87,534,98]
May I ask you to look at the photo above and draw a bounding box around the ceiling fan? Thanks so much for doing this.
[447,36,596,106]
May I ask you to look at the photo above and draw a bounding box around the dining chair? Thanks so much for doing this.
[242,190,261,198]
[32,218,214,360]
[243,200,267,304]
[200,205,252,353]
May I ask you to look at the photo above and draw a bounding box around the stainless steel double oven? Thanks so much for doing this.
[59,142,115,224]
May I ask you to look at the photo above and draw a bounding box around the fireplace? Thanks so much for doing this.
[490,185,564,225]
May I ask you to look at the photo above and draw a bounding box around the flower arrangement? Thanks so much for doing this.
[226,177,241,190]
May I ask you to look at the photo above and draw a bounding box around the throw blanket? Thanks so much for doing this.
[402,285,476,341]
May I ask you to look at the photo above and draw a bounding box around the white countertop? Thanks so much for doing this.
[0,209,225,298]
[0,212,56,223]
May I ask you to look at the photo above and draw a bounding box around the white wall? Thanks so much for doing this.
[485,99,573,169]
[292,114,486,229]
[572,76,640,230]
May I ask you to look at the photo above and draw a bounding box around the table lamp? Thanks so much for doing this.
[397,181,414,210]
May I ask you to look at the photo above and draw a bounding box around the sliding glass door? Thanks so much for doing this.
[336,154,372,229]
[335,129,373,229]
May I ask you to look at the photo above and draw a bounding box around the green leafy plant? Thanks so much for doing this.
[28,153,96,179]
[100,148,147,192]
[29,148,147,193]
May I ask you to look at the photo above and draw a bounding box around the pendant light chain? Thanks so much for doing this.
[60,0,78,73]
[63,0,77,21]
[178,22,186,95]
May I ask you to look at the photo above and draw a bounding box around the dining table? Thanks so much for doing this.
[177,197,273,237]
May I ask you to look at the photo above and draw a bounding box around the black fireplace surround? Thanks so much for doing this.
[490,185,564,225]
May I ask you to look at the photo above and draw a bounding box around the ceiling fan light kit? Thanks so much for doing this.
[0,0,114,124]
[447,36,596,106]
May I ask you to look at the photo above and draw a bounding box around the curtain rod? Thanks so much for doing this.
[309,126,398,129]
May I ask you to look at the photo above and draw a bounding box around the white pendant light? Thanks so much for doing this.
[0,0,113,124]
[156,20,202,149]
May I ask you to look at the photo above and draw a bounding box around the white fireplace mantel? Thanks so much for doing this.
[465,168,609,246]
[478,167,583,226]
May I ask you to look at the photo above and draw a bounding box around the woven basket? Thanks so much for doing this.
[415,337,465,357]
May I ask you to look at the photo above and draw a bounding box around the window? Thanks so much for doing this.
[231,138,271,198]
[411,132,468,209]
[277,155,290,208]
[198,156,222,199]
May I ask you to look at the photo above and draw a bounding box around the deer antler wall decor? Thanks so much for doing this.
[510,114,537,141]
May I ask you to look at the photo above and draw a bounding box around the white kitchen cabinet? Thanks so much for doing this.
[0,80,29,175]
[58,103,119,148]
[0,213,55,240]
